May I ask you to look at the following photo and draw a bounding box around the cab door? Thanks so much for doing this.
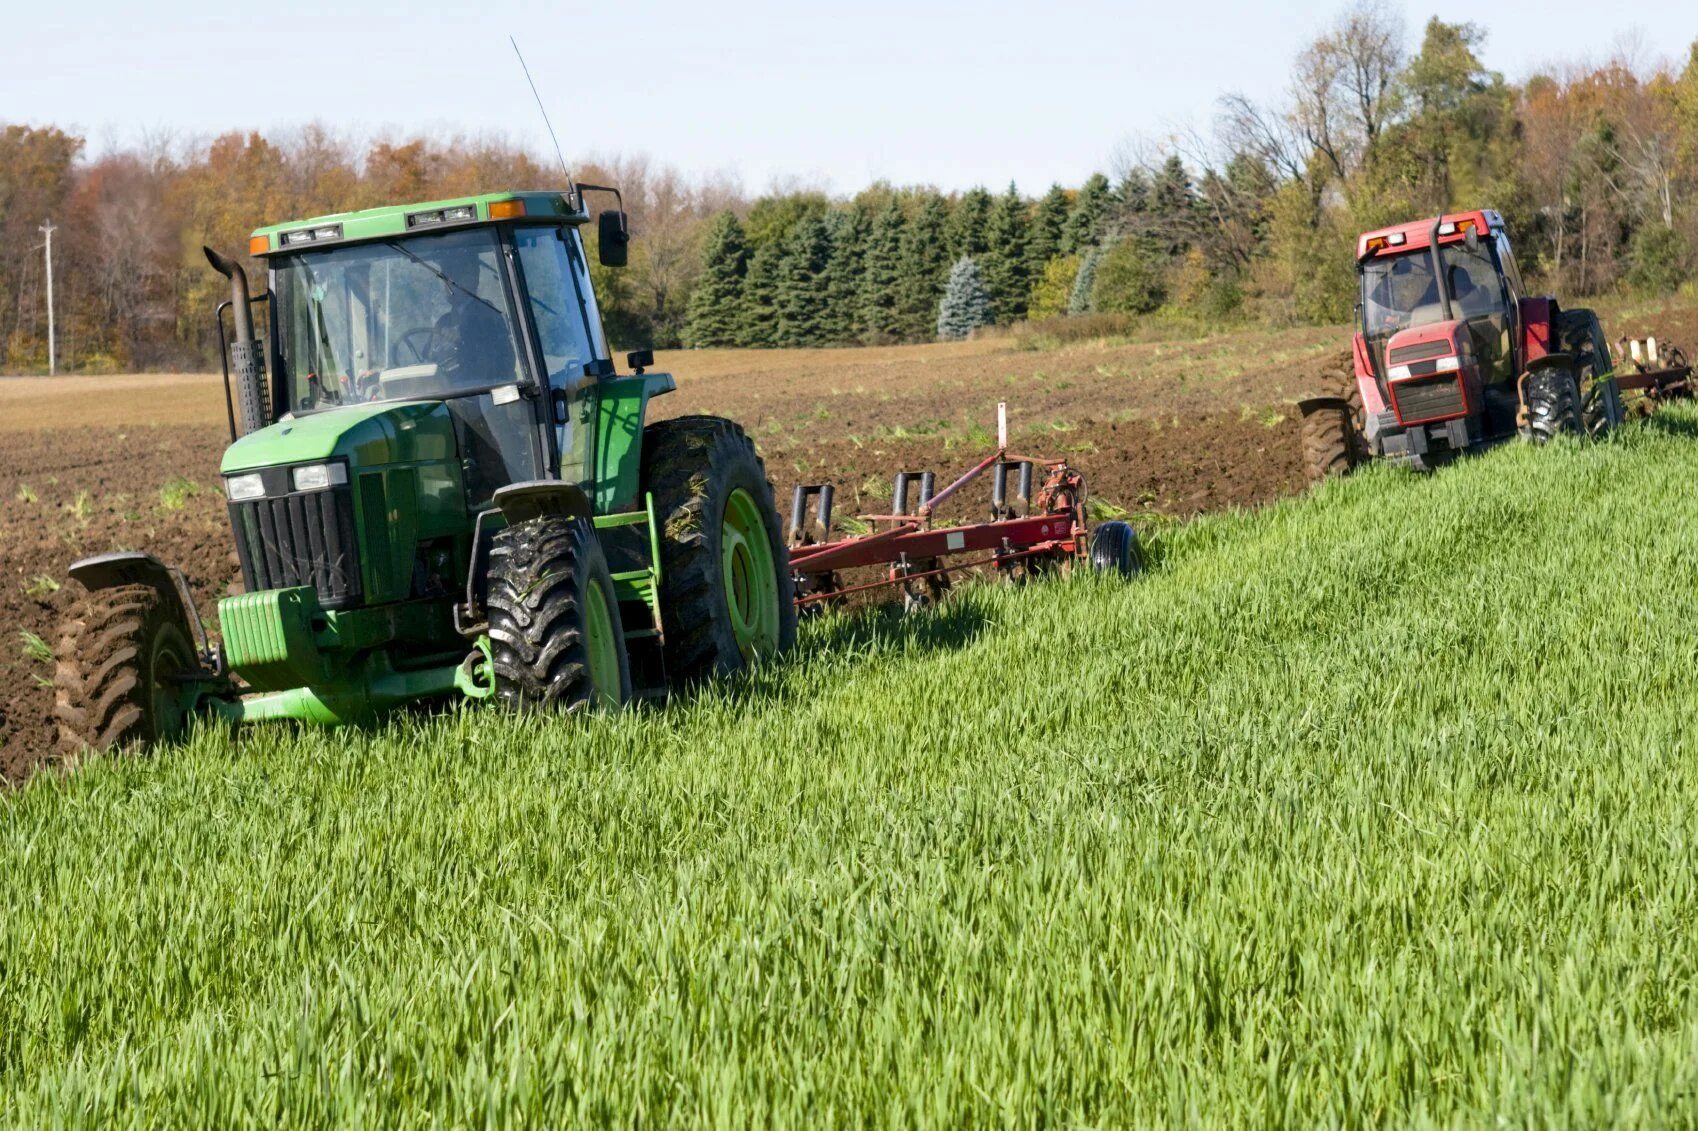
[512,226,608,488]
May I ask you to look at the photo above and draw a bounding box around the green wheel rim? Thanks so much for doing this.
[583,577,621,708]
[721,487,780,661]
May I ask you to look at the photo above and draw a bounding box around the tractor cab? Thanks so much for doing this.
[244,192,640,508]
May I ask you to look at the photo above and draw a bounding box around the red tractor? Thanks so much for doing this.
[1300,210,1627,477]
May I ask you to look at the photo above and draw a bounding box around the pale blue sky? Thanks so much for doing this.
[2,0,1690,193]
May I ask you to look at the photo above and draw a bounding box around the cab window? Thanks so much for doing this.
[514,227,598,391]
[1496,233,1526,304]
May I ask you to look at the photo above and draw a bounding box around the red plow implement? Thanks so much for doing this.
[785,404,1143,613]
[1615,337,1695,406]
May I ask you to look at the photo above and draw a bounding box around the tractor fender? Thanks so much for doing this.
[1297,395,1353,417]
[491,480,594,525]
[1522,351,1576,374]
[67,551,210,662]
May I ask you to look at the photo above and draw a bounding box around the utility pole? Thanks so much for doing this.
[38,219,57,376]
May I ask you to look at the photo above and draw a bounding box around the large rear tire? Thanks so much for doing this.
[641,416,796,686]
[1299,361,1366,484]
[54,582,197,754]
[487,514,630,711]
[1301,405,1359,484]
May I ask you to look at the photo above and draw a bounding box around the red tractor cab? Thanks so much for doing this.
[1301,210,1623,476]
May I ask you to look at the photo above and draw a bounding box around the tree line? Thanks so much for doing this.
[1,10,1696,372]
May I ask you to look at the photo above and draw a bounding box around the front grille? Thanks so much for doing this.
[229,487,362,609]
[1389,339,1453,365]
[1391,375,1466,424]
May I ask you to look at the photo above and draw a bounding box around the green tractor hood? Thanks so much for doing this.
[220,401,457,474]
[219,400,470,610]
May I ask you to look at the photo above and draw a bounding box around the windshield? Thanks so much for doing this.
[1362,244,1509,333]
[273,227,526,414]
[1362,252,1441,341]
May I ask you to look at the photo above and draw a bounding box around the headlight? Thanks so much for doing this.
[225,473,265,501]
[291,462,348,492]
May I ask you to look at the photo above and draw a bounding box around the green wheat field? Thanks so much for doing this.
[7,412,1698,1126]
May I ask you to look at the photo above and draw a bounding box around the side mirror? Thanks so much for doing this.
[1464,227,1482,253]
[626,349,653,374]
[598,210,629,268]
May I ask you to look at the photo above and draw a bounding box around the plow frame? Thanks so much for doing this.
[785,404,1093,610]
[1612,337,1694,405]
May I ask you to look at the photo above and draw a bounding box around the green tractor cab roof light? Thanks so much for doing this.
[280,224,343,247]
[406,204,479,229]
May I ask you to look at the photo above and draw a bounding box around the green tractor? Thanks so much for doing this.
[54,188,795,752]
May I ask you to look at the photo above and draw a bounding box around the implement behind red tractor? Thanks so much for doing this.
[1299,209,1693,479]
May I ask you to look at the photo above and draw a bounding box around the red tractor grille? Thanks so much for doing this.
[1391,375,1466,424]
[1389,339,1454,364]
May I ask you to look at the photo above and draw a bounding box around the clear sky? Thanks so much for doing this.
[2,0,1690,194]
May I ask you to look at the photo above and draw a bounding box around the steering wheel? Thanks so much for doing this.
[397,327,442,366]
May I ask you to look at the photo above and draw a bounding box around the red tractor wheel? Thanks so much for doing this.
[1298,362,1366,485]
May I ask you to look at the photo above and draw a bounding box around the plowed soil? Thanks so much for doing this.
[6,300,1691,781]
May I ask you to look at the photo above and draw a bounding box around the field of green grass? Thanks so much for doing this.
[7,410,1698,1125]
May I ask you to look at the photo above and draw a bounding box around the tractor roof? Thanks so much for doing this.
[248,190,587,256]
[1356,209,1503,262]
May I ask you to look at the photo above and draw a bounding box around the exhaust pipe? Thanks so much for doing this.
[204,246,270,435]
[1426,216,1454,324]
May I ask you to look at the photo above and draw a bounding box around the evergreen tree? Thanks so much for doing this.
[946,186,993,260]
[858,197,907,342]
[817,206,869,345]
[682,211,750,347]
[894,192,952,341]
[1110,168,1151,247]
[981,182,1031,322]
[774,215,833,347]
[1027,184,1070,279]
[737,238,783,347]
[1116,167,1152,215]
[1068,245,1103,314]
[1149,155,1195,255]
[936,256,994,341]
[1062,173,1113,253]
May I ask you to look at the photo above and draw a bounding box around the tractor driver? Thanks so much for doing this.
[1448,261,1502,318]
[428,249,518,390]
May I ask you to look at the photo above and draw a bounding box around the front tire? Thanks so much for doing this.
[642,416,796,686]
[54,582,197,754]
[1522,368,1582,444]
[487,515,630,711]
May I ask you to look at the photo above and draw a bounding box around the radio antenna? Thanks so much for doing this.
[510,36,575,200]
